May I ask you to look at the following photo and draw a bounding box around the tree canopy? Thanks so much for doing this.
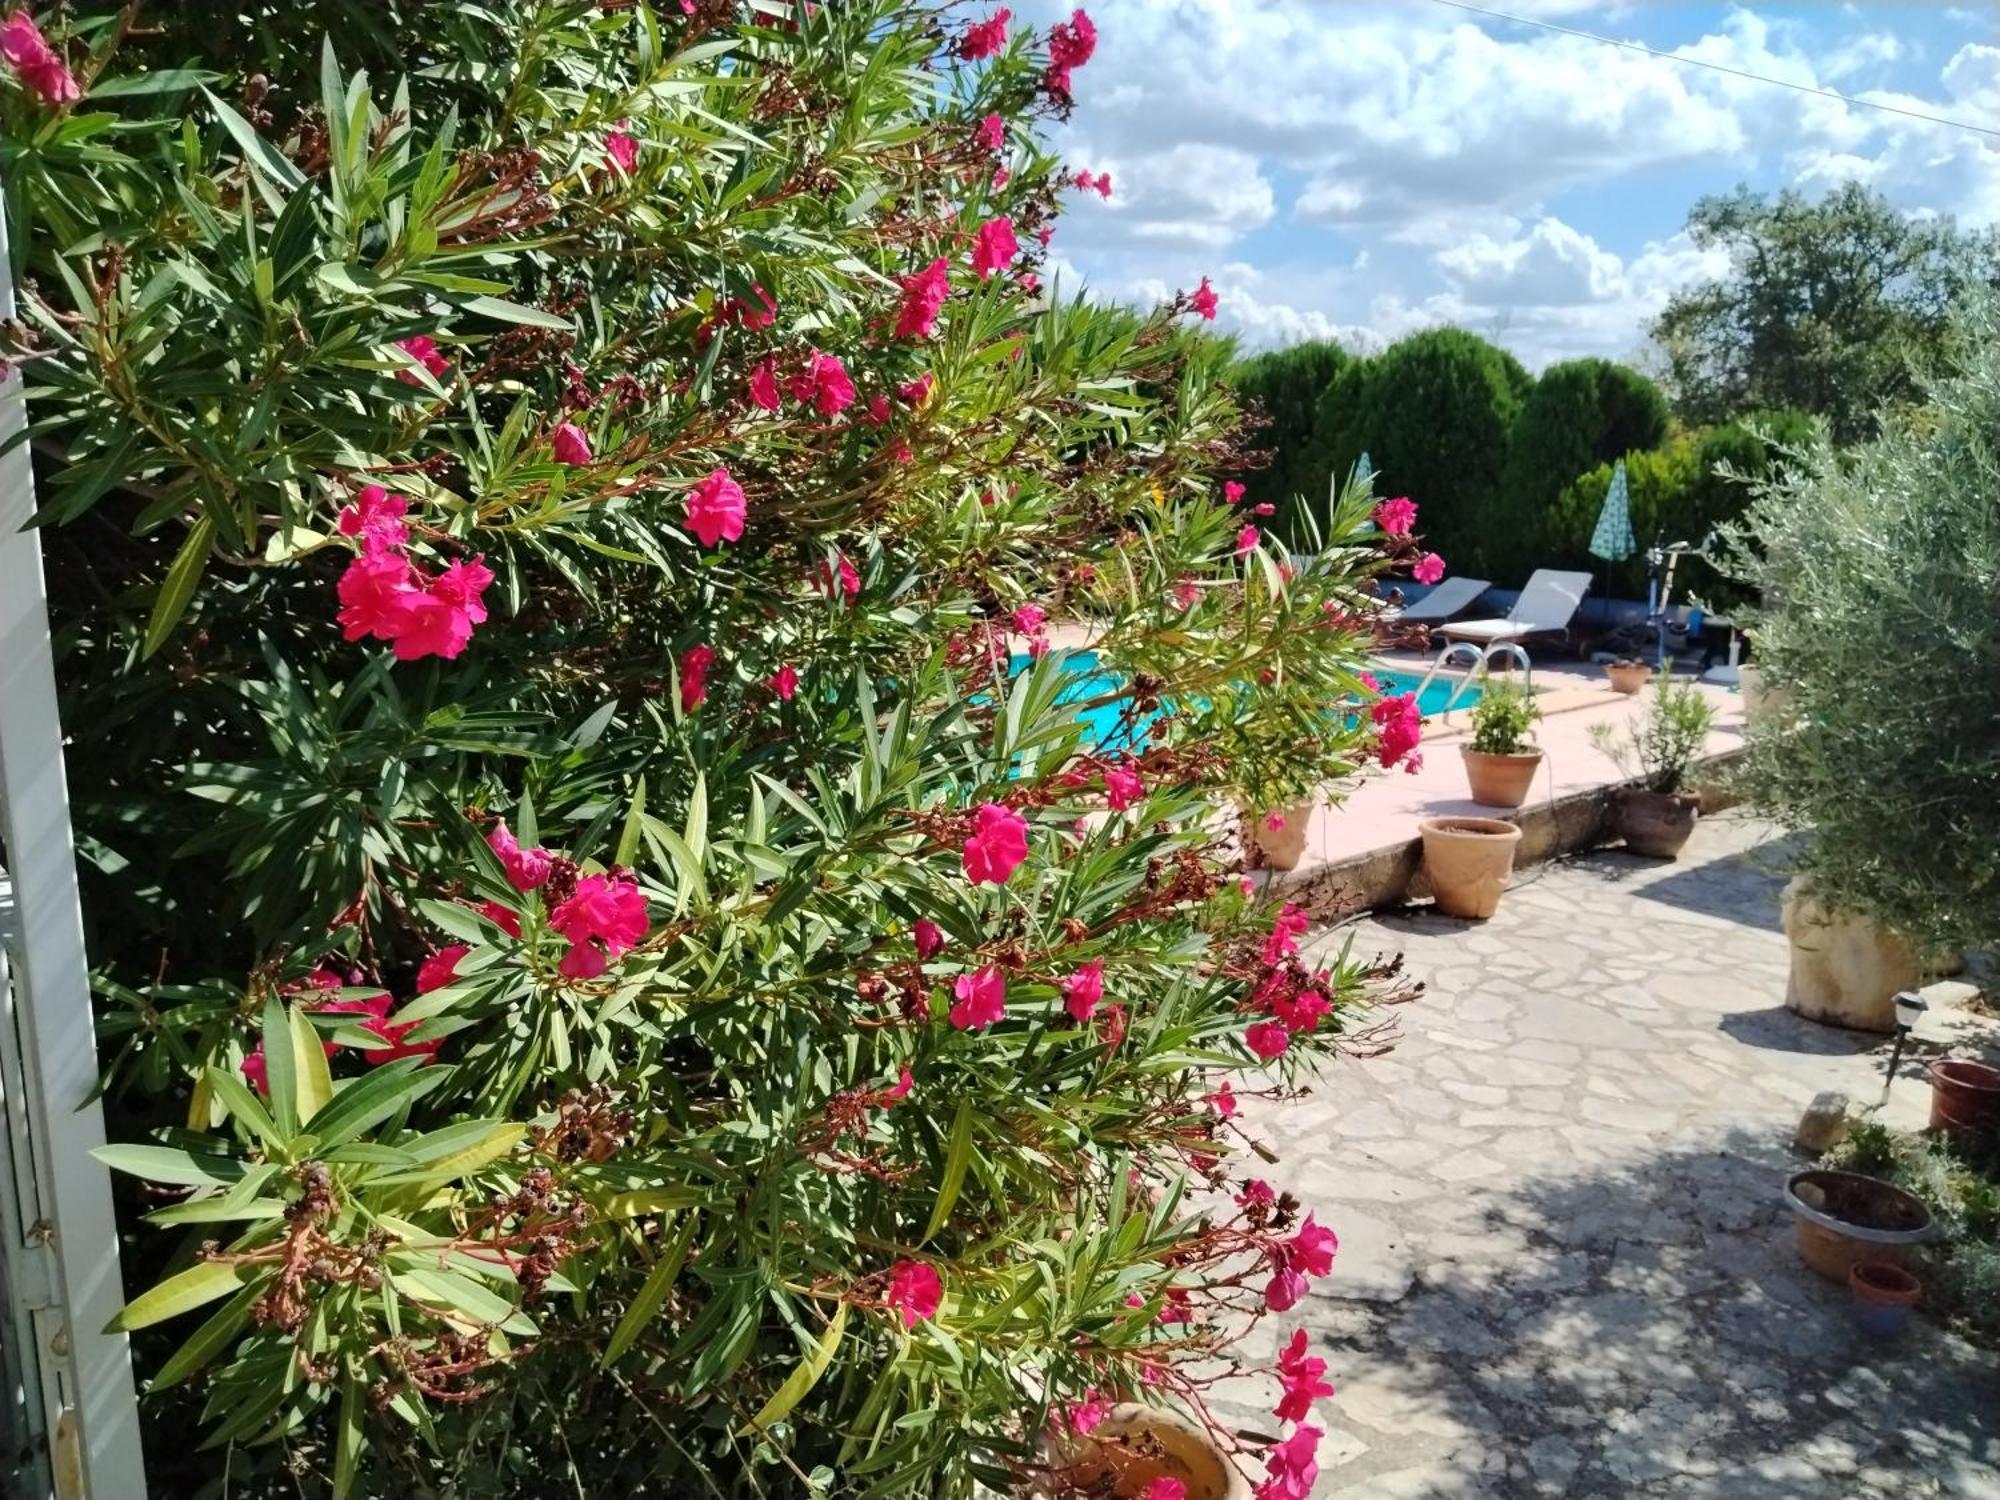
[1229,339,1349,515]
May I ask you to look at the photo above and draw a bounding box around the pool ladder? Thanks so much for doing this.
[1414,640,1532,722]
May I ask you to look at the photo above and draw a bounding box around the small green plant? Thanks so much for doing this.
[1468,674,1541,756]
[1589,667,1716,793]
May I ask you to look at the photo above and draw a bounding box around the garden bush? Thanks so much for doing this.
[1228,338,1348,516]
[1720,298,2000,954]
[2,3,1424,1496]
[1299,327,1530,575]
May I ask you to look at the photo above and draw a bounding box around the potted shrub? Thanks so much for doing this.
[1460,674,1542,808]
[1588,671,1717,858]
[1717,309,2000,1030]
[1419,816,1524,919]
[1603,656,1653,694]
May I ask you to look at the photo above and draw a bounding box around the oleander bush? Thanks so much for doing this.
[2,3,1426,1497]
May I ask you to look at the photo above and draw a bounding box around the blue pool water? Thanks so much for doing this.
[1010,656,1481,749]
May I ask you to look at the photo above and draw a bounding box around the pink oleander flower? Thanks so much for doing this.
[886,1260,942,1327]
[897,372,933,405]
[1103,762,1143,811]
[747,357,782,411]
[1245,1020,1291,1060]
[818,552,862,602]
[1370,692,1422,769]
[1101,1000,1128,1048]
[993,165,1011,188]
[417,945,468,995]
[1068,1391,1109,1435]
[605,123,639,174]
[864,393,892,426]
[1207,1080,1238,1118]
[896,257,951,339]
[1257,1424,1323,1500]
[0,10,76,105]
[1271,984,1331,1033]
[480,900,523,938]
[550,421,593,465]
[961,801,1029,885]
[1045,7,1096,95]
[769,663,798,701]
[1061,958,1104,1023]
[1172,578,1200,611]
[1013,603,1046,635]
[913,918,945,961]
[1237,1177,1275,1208]
[550,871,648,980]
[393,557,493,661]
[487,823,553,891]
[241,1045,270,1095]
[1373,496,1417,535]
[1224,480,1245,505]
[976,112,1005,151]
[1264,812,1286,833]
[1275,1328,1336,1423]
[337,549,417,643]
[1093,171,1112,199]
[1358,672,1381,692]
[336,484,409,551]
[362,1015,444,1067]
[1413,552,1446,585]
[1036,225,1054,246]
[970,215,1019,281]
[790,348,856,416]
[1236,525,1260,557]
[949,965,1006,1030]
[1263,903,1310,964]
[958,6,1010,60]
[885,1065,914,1103]
[394,335,451,385]
[1016,270,1037,293]
[1144,1481,1188,1500]
[685,467,747,548]
[1072,167,1094,191]
[1189,276,1219,320]
[679,644,715,712]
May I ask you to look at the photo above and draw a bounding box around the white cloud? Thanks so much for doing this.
[1060,143,1274,249]
[1822,30,1906,80]
[1435,218,1625,305]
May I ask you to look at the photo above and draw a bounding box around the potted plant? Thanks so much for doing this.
[1039,1402,1253,1500]
[1783,1168,1934,1282]
[1460,674,1542,808]
[1419,816,1524,919]
[1603,656,1653,694]
[1848,1260,1923,1340]
[1588,671,1717,858]
[1241,799,1316,872]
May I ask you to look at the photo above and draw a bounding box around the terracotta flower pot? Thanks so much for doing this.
[1038,1402,1252,1500]
[1783,1169,1933,1284]
[1927,1058,2000,1137]
[1609,788,1697,859]
[1848,1259,1921,1340]
[1460,746,1542,809]
[1245,800,1314,872]
[1604,661,1653,694]
[1780,879,1920,1034]
[1419,816,1522,920]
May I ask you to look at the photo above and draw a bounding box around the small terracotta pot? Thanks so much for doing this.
[1245,800,1314,872]
[1849,1260,1922,1340]
[1419,816,1522,920]
[1038,1402,1252,1500]
[1604,662,1653,694]
[1461,746,1542,809]
[1610,788,1698,859]
[1927,1058,2000,1137]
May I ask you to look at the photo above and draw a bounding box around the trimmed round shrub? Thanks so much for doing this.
[1229,339,1349,513]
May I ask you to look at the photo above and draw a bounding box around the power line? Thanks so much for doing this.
[1425,0,2000,140]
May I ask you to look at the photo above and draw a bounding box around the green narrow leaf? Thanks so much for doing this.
[614,774,647,869]
[108,1259,259,1332]
[203,1065,280,1148]
[261,996,298,1137]
[740,1302,847,1435]
[288,1004,334,1124]
[303,1059,444,1151]
[148,1280,261,1389]
[602,1214,696,1367]
[142,515,212,659]
[91,1143,247,1188]
[200,87,306,191]
[923,1101,974,1242]
[332,1370,363,1499]
[683,772,708,864]
[457,294,572,330]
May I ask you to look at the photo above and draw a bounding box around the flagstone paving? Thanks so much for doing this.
[1227,814,2000,1499]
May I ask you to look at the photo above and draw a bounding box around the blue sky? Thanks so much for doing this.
[1019,0,1998,368]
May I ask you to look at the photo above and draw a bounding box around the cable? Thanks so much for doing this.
[1426,0,2000,141]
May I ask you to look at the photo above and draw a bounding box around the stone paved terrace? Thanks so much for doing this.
[1227,813,2000,1499]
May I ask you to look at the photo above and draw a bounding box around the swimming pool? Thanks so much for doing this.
[1009,655,1483,749]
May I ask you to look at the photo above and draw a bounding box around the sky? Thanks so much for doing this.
[1018,0,2000,370]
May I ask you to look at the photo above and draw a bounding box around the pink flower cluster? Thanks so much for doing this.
[976,113,1006,152]
[685,467,746,548]
[971,215,1019,281]
[240,968,443,1094]
[1372,496,1417,535]
[1370,692,1422,772]
[886,1259,942,1327]
[605,122,639,174]
[1061,957,1104,1023]
[679,644,715,712]
[395,335,451,386]
[1102,760,1144,811]
[950,964,1006,1030]
[549,871,649,980]
[897,257,951,338]
[1188,276,1219,321]
[958,7,1010,60]
[1046,7,1097,96]
[488,823,553,891]
[1242,904,1336,1060]
[788,348,857,416]
[1264,1214,1337,1313]
[1071,167,1112,199]
[961,801,1029,885]
[334,484,494,662]
[0,10,76,105]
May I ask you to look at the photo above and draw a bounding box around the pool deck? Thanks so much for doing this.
[1250,651,1749,907]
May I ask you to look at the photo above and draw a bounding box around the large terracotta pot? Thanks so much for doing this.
[1245,799,1314,872]
[1784,1169,1932,1283]
[1609,788,1698,859]
[1739,665,1793,729]
[1604,661,1653,695]
[1461,746,1542,809]
[1419,816,1521,919]
[1039,1402,1252,1500]
[1927,1058,2000,1137]
[1780,878,1920,1033]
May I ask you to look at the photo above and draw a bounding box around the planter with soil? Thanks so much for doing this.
[1783,1168,1934,1283]
[1037,1402,1251,1500]
[1243,800,1314,873]
[1848,1259,1922,1340]
[1604,659,1653,694]
[1419,816,1522,920]
[1927,1057,2000,1137]
[1608,788,1699,859]
[1460,746,1542,809]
